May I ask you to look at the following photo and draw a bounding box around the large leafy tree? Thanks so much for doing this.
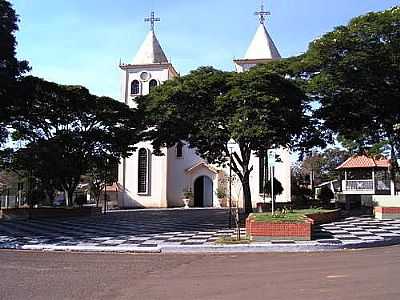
[0,0,29,146]
[302,7,400,178]
[139,67,318,214]
[10,76,140,205]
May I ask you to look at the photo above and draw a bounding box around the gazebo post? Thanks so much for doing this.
[372,168,375,194]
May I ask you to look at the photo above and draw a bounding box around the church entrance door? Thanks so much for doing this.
[194,176,213,207]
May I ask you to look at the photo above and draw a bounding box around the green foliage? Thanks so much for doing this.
[317,186,335,202]
[302,6,400,174]
[182,187,193,199]
[215,186,226,199]
[138,66,319,214]
[9,77,140,205]
[0,0,30,147]
[250,212,307,223]
[264,178,284,197]
[87,157,118,208]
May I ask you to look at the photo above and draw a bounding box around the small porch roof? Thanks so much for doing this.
[336,155,390,170]
[185,161,219,174]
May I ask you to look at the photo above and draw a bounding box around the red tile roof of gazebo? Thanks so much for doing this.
[336,155,390,169]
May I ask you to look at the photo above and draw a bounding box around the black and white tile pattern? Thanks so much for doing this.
[0,209,400,251]
[313,216,400,245]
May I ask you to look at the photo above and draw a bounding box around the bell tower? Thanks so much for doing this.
[119,11,178,108]
[118,11,177,208]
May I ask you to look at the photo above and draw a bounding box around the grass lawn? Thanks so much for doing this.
[249,208,336,223]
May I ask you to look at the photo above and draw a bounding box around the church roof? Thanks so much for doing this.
[244,23,281,60]
[133,30,169,65]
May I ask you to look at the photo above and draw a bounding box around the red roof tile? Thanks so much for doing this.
[336,155,390,169]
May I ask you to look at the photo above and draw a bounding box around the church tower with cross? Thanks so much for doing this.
[234,2,291,205]
[234,2,281,72]
[118,11,180,208]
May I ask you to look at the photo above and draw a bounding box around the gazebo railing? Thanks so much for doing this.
[345,180,374,191]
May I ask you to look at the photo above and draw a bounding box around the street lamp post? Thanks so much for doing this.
[229,147,233,228]
[103,158,109,215]
[227,140,236,229]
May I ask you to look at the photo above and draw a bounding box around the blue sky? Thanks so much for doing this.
[12,0,399,99]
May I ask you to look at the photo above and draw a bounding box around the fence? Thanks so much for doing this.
[0,195,26,209]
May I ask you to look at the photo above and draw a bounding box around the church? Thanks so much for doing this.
[117,5,291,209]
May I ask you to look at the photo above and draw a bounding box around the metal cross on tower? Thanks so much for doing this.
[145,11,160,31]
[254,1,271,24]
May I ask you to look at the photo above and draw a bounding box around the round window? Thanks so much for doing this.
[140,72,151,81]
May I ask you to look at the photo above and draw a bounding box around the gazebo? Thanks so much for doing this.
[336,155,393,196]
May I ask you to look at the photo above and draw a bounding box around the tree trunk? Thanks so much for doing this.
[64,190,68,207]
[67,188,75,207]
[241,172,253,215]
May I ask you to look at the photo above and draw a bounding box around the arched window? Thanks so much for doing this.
[149,79,158,92]
[259,153,268,194]
[138,148,149,194]
[131,80,140,95]
[176,141,184,158]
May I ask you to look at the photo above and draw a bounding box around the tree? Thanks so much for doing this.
[10,76,140,205]
[302,7,400,181]
[138,67,319,214]
[0,0,29,147]
[87,156,118,208]
[319,148,350,181]
[263,178,284,198]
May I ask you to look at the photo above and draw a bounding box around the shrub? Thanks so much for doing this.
[317,186,334,207]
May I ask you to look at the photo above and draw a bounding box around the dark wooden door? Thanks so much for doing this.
[194,177,204,207]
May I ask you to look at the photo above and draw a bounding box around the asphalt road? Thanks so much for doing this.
[0,247,399,300]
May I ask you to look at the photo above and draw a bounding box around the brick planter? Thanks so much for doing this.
[375,207,400,220]
[246,218,313,241]
[305,209,341,225]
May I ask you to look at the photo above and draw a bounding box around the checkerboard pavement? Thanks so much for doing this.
[0,209,400,251]
[0,209,242,249]
[313,216,400,246]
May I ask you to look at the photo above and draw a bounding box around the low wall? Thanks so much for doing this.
[372,195,400,208]
[305,209,341,225]
[246,218,312,241]
[0,207,102,220]
[374,207,400,220]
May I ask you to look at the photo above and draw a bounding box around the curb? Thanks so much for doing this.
[2,244,161,254]
[1,236,400,254]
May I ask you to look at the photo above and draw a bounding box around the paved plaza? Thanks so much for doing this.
[1,208,400,252]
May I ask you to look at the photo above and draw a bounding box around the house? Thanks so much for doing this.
[117,5,291,209]
[334,154,395,208]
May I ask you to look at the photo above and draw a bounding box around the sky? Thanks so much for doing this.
[11,0,399,100]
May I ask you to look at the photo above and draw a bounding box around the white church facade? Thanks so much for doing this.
[117,7,291,209]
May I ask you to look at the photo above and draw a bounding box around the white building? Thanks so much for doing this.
[117,7,291,209]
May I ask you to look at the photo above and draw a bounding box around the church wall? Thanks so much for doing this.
[118,64,171,208]
[118,142,168,208]
[248,148,291,206]
[166,144,205,207]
